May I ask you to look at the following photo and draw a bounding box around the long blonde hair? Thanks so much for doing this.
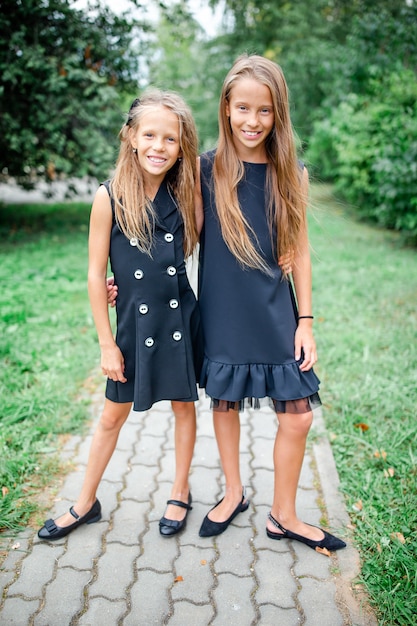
[214,54,307,275]
[111,89,199,258]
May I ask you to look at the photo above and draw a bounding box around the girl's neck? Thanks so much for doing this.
[145,182,162,201]
[234,144,268,164]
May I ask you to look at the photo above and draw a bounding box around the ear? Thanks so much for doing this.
[128,127,137,151]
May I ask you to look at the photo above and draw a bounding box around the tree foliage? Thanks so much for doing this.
[0,0,149,185]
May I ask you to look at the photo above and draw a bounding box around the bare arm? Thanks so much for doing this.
[88,185,126,382]
[291,167,317,372]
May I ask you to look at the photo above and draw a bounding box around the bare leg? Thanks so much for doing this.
[207,408,247,523]
[53,399,132,527]
[163,401,196,521]
[267,410,324,541]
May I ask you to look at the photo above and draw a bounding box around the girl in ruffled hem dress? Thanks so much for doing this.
[196,54,345,551]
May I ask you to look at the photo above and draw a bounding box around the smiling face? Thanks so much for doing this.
[225,77,275,162]
[129,106,181,192]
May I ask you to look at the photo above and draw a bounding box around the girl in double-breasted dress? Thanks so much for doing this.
[38,90,203,540]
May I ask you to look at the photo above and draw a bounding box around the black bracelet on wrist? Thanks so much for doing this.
[298,315,314,320]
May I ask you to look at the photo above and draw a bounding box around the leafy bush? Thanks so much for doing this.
[307,69,417,242]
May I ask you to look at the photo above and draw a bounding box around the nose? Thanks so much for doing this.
[247,111,259,127]
[153,137,164,151]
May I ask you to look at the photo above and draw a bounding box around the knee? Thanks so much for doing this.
[279,410,313,438]
[99,404,129,433]
[171,401,196,421]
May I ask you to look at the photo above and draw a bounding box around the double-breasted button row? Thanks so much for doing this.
[144,331,182,347]
[135,266,177,279]
[139,300,179,315]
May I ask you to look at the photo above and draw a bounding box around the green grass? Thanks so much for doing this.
[0,189,416,623]
[309,185,417,625]
[0,201,101,532]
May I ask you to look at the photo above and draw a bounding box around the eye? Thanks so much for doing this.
[261,107,272,115]
[144,132,153,138]
[238,105,248,111]
[167,136,177,143]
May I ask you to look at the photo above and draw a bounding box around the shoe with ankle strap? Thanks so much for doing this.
[159,493,192,536]
[38,499,101,540]
[266,512,346,551]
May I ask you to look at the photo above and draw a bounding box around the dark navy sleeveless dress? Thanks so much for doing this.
[103,180,203,412]
[198,151,320,413]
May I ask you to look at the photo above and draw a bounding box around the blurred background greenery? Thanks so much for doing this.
[1,0,416,241]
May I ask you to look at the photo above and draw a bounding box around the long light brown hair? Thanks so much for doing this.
[214,54,307,275]
[111,89,199,258]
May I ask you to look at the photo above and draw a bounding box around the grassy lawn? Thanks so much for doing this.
[0,187,416,623]
[0,201,101,532]
[309,185,417,625]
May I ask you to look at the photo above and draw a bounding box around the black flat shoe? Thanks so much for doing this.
[159,493,192,537]
[38,499,101,540]
[199,490,249,537]
[266,512,346,551]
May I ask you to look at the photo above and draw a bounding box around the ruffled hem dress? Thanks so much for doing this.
[198,151,321,414]
[103,179,203,412]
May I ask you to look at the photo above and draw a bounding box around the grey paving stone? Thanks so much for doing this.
[293,548,334,579]
[298,452,316,490]
[88,542,136,600]
[257,604,302,625]
[0,568,16,599]
[106,500,149,545]
[186,466,220,506]
[171,545,216,603]
[102,447,136,482]
[125,570,172,625]
[123,464,158,501]
[135,521,178,570]
[115,418,142,450]
[211,573,256,626]
[59,526,104,569]
[131,433,166,466]
[296,486,323,526]
[78,597,127,625]
[73,434,93,465]
[300,578,344,626]
[254,550,297,609]
[250,467,274,505]
[215,531,255,575]
[193,435,222,467]
[7,542,65,598]
[0,597,39,625]
[0,530,32,571]
[251,438,274,470]
[33,568,92,626]
[168,601,214,626]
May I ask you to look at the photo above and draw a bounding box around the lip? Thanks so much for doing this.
[242,130,262,139]
[147,155,167,164]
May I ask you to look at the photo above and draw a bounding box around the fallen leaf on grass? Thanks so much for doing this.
[2,486,9,497]
[315,546,331,557]
[354,422,369,431]
[384,468,395,478]
[376,543,382,553]
[352,499,363,512]
[373,449,387,460]
[174,576,184,583]
[390,532,405,544]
